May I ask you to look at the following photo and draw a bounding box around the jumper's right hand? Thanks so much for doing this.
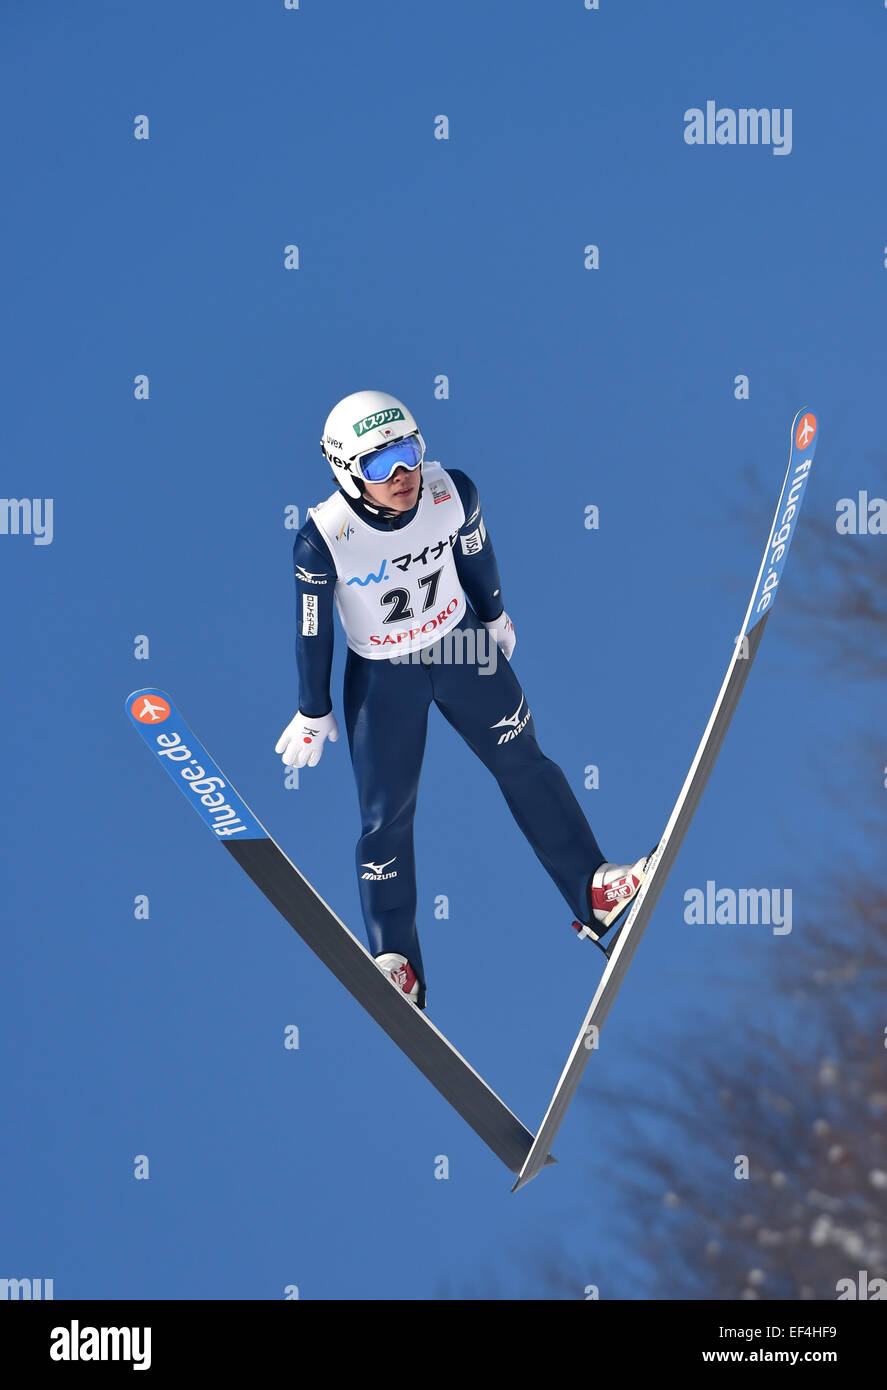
[275,710,339,769]
[482,610,516,662]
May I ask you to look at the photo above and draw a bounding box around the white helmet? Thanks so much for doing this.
[320,390,426,499]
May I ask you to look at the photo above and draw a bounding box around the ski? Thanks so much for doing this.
[512,408,820,1192]
[126,689,552,1176]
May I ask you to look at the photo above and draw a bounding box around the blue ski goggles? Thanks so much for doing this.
[358,433,424,483]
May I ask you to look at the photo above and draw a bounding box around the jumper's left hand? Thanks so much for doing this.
[482,611,516,661]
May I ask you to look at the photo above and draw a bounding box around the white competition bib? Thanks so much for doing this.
[309,462,467,659]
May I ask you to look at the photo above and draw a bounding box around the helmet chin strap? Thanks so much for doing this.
[350,473,423,523]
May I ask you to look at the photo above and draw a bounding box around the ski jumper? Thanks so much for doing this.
[291,463,606,1008]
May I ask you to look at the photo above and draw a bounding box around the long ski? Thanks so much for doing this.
[126,690,553,1176]
[512,408,819,1192]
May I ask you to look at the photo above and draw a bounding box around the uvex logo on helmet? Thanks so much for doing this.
[353,407,405,438]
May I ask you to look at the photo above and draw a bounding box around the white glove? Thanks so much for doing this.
[275,710,339,769]
[482,611,516,661]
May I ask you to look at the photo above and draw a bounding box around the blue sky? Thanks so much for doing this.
[2,1,883,1299]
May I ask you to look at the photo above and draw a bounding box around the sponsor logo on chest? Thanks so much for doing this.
[340,529,460,586]
[368,596,461,647]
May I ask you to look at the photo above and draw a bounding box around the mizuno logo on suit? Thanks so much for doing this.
[491,697,531,745]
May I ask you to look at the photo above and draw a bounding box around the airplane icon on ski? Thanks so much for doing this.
[131,695,170,724]
[796,413,817,449]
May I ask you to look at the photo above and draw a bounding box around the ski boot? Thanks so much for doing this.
[375,952,421,1005]
[573,851,656,957]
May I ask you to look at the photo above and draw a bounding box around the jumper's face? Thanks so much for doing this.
[362,465,421,513]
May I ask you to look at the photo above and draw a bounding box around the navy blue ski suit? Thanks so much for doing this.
[291,469,606,1008]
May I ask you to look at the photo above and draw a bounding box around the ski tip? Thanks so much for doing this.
[791,408,819,455]
[126,689,175,725]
